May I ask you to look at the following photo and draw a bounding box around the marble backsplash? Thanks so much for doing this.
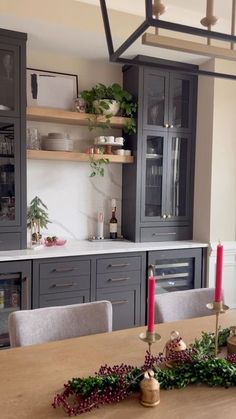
[27,121,123,241]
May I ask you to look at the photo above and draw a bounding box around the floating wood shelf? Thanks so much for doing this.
[27,106,130,128]
[27,150,134,164]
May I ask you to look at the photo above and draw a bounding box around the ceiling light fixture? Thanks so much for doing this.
[99,0,236,80]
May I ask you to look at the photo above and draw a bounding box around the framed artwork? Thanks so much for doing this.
[26,68,79,110]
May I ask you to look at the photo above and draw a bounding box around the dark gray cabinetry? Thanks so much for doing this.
[94,252,146,331]
[148,248,203,295]
[122,59,197,242]
[0,260,31,347]
[32,252,146,331]
[32,257,91,308]
[0,29,27,250]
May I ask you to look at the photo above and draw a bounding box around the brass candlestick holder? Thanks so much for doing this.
[206,300,229,357]
[139,330,161,353]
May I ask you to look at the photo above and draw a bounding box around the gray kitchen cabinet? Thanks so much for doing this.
[122,57,197,242]
[94,252,146,330]
[32,257,91,308]
[32,252,146,331]
[0,29,27,250]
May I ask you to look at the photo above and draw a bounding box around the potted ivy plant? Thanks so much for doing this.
[27,196,51,245]
[80,83,137,134]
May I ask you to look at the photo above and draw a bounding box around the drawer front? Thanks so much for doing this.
[0,233,21,250]
[97,271,140,289]
[40,290,89,308]
[97,256,141,274]
[40,260,90,279]
[97,287,140,330]
[140,226,191,242]
[40,275,90,295]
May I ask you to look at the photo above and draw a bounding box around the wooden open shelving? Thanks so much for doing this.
[26,107,133,164]
[26,106,130,128]
[27,150,134,164]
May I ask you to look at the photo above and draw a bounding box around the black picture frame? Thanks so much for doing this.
[26,68,79,110]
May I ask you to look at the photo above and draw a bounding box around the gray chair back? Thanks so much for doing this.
[8,300,112,347]
[155,288,220,323]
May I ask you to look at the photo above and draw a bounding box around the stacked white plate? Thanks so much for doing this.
[42,132,73,152]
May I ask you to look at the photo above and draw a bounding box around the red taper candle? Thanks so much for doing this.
[147,275,155,332]
[214,243,223,302]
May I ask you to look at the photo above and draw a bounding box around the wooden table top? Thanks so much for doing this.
[1,310,236,419]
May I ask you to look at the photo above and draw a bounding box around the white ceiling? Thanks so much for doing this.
[0,0,233,64]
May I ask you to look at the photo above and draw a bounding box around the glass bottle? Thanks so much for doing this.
[109,200,117,239]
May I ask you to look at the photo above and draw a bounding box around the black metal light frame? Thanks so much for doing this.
[100,0,236,80]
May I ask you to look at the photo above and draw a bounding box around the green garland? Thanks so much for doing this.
[53,327,235,416]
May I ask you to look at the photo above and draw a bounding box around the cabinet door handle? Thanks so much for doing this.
[164,123,169,128]
[152,232,176,236]
[154,262,189,269]
[53,268,76,273]
[169,124,174,128]
[23,277,31,309]
[51,282,75,288]
[109,277,130,282]
[111,300,129,305]
[108,263,130,268]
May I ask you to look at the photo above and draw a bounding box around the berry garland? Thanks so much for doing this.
[52,327,233,416]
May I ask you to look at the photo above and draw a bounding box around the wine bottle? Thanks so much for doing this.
[109,200,117,239]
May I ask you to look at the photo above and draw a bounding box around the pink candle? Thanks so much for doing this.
[147,275,155,332]
[214,243,223,302]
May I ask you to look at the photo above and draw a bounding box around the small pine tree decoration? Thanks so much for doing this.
[27,196,51,244]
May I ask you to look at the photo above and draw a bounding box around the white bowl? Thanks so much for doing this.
[43,138,73,152]
[48,132,66,139]
[93,99,120,116]
[124,150,131,156]
[114,149,125,156]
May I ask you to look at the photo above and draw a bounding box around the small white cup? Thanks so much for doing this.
[124,150,131,156]
[105,136,115,143]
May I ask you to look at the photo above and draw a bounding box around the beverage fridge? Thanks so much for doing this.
[0,260,31,347]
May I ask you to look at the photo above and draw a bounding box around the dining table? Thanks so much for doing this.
[1,310,236,419]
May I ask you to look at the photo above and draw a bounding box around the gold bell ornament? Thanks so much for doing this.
[140,370,160,407]
[227,326,236,355]
[164,330,187,367]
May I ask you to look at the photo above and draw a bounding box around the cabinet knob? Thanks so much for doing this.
[162,214,167,219]
[169,124,174,128]
[164,123,169,128]
[167,214,172,218]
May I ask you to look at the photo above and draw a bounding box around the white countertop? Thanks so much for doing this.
[0,240,208,262]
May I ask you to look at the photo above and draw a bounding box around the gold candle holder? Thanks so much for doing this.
[139,330,161,353]
[206,300,229,357]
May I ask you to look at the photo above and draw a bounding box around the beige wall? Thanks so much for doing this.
[210,59,236,242]
[194,58,236,243]
[27,49,122,91]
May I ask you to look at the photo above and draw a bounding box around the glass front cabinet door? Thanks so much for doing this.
[0,29,27,250]
[141,132,192,225]
[0,44,19,117]
[0,260,31,347]
[0,118,20,227]
[143,68,194,133]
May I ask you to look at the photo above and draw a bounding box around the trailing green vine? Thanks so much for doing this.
[53,327,233,416]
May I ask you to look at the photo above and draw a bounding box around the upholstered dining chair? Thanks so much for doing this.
[8,300,112,347]
[155,288,222,323]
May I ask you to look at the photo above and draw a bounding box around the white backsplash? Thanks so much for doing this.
[27,121,123,241]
